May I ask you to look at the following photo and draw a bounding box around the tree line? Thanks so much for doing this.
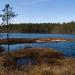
[0,22,75,34]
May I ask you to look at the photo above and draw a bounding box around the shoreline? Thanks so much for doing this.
[0,37,75,44]
[0,47,75,75]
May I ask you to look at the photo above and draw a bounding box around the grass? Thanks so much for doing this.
[0,38,35,44]
[0,47,75,75]
[10,47,64,58]
[0,57,75,75]
[0,37,74,44]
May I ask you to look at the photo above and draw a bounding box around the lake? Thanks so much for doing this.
[0,33,75,39]
[0,33,75,57]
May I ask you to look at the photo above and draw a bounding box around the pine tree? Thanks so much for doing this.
[0,4,17,56]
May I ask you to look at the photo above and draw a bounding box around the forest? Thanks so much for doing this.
[0,21,75,34]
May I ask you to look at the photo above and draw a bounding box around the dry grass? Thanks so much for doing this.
[10,47,64,58]
[0,47,75,75]
[0,38,35,44]
[0,57,75,75]
[0,37,74,44]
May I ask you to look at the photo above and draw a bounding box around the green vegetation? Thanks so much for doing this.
[0,4,17,56]
[0,21,75,34]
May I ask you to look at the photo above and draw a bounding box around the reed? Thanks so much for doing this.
[0,47,75,75]
[0,57,75,75]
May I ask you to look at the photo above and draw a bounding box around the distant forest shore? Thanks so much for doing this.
[0,22,75,34]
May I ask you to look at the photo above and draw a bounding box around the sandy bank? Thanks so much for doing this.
[0,37,74,44]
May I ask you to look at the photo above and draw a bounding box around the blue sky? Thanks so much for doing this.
[0,0,75,24]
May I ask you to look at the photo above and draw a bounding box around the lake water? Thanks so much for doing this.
[0,33,75,39]
[0,33,75,57]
